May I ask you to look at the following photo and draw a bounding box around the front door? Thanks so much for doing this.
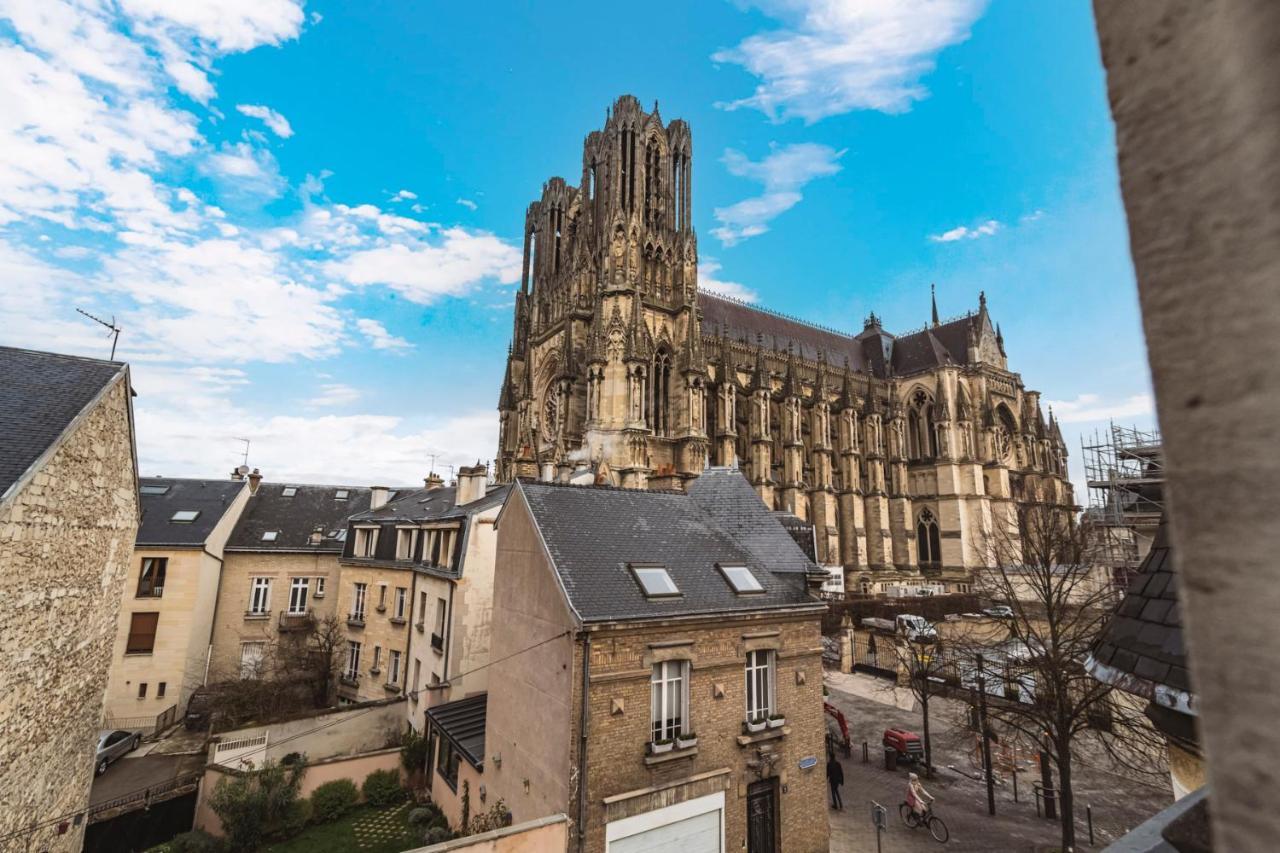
[746,778,778,853]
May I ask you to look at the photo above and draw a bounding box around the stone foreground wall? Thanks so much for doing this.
[0,377,137,851]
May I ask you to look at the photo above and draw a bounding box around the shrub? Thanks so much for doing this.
[408,806,442,829]
[362,769,406,807]
[309,779,359,823]
[209,762,304,853]
[465,800,512,836]
[423,825,453,845]
[400,726,430,775]
[166,830,228,853]
[275,798,311,839]
[280,752,305,767]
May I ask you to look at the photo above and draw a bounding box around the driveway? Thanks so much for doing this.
[90,752,204,807]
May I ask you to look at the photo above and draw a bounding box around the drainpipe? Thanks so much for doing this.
[577,632,590,853]
[442,581,455,699]
[202,547,226,686]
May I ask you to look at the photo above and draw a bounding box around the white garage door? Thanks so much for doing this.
[609,808,721,853]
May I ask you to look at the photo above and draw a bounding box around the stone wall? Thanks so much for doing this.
[0,376,138,851]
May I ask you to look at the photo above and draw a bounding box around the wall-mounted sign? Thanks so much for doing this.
[798,755,818,770]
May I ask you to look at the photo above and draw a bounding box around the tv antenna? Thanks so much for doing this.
[234,438,251,467]
[428,453,438,474]
[76,308,122,360]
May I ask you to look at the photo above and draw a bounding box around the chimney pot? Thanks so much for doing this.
[247,468,263,495]
[456,464,488,506]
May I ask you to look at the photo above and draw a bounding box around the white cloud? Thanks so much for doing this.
[456,197,477,211]
[714,0,987,123]
[326,228,521,304]
[1045,393,1155,424]
[930,219,1002,242]
[306,383,362,408]
[390,189,417,202]
[713,143,843,245]
[356,318,413,352]
[698,258,758,303]
[236,103,293,138]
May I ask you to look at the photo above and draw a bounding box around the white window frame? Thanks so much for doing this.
[434,598,447,636]
[745,649,775,722]
[372,645,382,672]
[288,577,309,614]
[396,528,416,561]
[314,576,326,598]
[352,582,367,621]
[249,578,271,615]
[353,527,378,558]
[650,660,688,742]
[240,642,265,679]
[394,587,407,620]
[345,641,362,680]
[388,650,402,685]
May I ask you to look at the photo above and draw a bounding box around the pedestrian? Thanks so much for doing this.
[827,753,845,810]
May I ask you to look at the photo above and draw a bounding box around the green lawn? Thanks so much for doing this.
[263,802,417,853]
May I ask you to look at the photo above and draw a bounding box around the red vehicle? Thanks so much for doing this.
[883,727,925,764]
[824,702,851,757]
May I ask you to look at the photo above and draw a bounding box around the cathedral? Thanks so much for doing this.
[496,95,1074,592]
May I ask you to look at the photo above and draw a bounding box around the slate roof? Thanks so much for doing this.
[136,477,246,546]
[349,483,510,524]
[0,347,128,501]
[425,693,486,769]
[516,467,822,623]
[226,483,374,552]
[1089,521,1192,707]
[699,293,870,371]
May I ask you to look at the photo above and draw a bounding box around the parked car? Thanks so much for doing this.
[983,605,1015,619]
[95,729,140,775]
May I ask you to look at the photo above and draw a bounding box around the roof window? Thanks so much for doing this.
[140,484,170,495]
[171,510,200,523]
[718,564,764,594]
[281,487,298,497]
[262,531,279,542]
[334,489,349,500]
[630,563,680,598]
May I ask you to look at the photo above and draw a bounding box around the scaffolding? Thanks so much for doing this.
[1081,423,1165,583]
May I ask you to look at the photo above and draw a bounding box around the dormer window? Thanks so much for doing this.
[353,527,378,558]
[718,564,764,594]
[281,487,298,497]
[171,510,199,523]
[335,489,349,500]
[262,531,279,542]
[630,563,680,598]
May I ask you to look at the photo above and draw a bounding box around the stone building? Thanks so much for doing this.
[104,477,249,723]
[496,94,1074,592]
[208,477,373,684]
[339,465,509,722]
[0,347,139,852]
[422,468,828,852]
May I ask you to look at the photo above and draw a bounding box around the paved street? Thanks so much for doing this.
[90,750,204,806]
[824,671,1172,852]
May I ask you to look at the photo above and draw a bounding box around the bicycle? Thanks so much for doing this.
[900,801,949,843]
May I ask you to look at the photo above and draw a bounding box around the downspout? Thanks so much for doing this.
[442,581,455,698]
[577,632,590,853]
[202,547,226,686]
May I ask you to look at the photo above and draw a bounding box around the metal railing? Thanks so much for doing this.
[103,704,178,740]
[87,770,202,822]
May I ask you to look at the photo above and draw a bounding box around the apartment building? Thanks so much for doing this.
[104,477,248,723]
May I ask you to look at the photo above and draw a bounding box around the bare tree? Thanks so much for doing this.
[955,499,1160,851]
[894,624,949,777]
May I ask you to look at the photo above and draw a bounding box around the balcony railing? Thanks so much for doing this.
[278,608,315,632]
[347,613,366,628]
[340,673,360,687]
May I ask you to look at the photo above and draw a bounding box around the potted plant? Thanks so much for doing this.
[767,713,786,729]
[649,738,674,755]
[676,731,698,750]
[745,715,768,734]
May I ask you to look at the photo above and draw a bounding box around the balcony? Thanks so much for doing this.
[431,633,444,652]
[136,583,164,598]
[347,613,366,628]
[278,608,314,633]
[339,673,360,688]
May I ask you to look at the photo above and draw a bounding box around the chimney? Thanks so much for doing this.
[370,486,390,510]
[424,472,444,491]
[457,462,488,506]
[247,468,263,495]
[309,525,324,546]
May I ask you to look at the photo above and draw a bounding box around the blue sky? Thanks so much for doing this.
[0,0,1154,491]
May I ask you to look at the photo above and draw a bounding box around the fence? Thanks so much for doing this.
[213,733,269,770]
[103,703,179,740]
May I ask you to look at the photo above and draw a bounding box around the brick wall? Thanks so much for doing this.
[0,377,138,851]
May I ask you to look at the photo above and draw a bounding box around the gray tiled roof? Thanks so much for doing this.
[699,293,870,371]
[226,483,374,552]
[0,347,127,500]
[349,483,510,523]
[425,692,486,769]
[518,467,821,623]
[136,477,246,546]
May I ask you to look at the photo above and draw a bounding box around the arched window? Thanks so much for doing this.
[651,350,673,436]
[917,508,942,567]
[908,390,937,461]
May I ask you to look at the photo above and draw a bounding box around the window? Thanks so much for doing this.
[288,577,309,614]
[917,508,942,566]
[353,527,377,558]
[351,583,367,621]
[335,489,349,500]
[281,487,297,497]
[138,683,147,699]
[248,578,271,615]
[171,510,199,523]
[630,563,680,598]
[425,528,458,568]
[262,531,279,542]
[418,591,428,627]
[372,646,382,672]
[345,641,362,680]
[314,576,326,598]
[718,564,763,594]
[126,612,159,654]
[433,597,447,642]
[388,650,402,685]
[394,587,407,620]
[139,483,169,495]
[157,682,166,699]
[745,650,775,722]
[136,557,167,597]
[240,642,265,678]
[413,660,422,694]
[377,584,388,610]
[396,528,416,560]
[436,737,460,790]
[650,660,688,741]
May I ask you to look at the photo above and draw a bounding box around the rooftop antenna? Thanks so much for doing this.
[234,438,251,468]
[428,453,438,475]
[76,308,121,360]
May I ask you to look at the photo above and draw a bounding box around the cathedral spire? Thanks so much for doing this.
[931,283,940,326]
[781,343,803,398]
[751,336,771,391]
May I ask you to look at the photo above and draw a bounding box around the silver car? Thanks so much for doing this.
[95,729,141,775]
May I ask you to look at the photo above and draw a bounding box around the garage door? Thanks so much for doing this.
[609,808,721,853]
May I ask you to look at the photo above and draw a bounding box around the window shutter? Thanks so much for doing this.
[127,612,159,653]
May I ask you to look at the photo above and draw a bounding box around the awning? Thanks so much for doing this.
[426,693,487,769]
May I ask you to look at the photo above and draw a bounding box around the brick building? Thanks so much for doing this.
[0,347,139,851]
[424,467,828,853]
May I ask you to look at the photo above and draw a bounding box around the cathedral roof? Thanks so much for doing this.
[698,293,870,372]
[890,317,971,374]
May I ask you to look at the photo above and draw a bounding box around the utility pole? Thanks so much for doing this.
[976,653,996,816]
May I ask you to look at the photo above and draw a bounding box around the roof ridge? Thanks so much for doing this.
[700,292,855,339]
[0,345,126,368]
[518,477,687,496]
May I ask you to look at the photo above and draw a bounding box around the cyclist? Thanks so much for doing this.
[907,771,935,819]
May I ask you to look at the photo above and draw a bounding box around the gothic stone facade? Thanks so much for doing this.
[496,95,1074,590]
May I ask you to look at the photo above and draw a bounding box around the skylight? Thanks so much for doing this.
[262,531,279,542]
[281,487,298,497]
[334,490,349,500]
[630,564,680,598]
[171,510,200,523]
[140,484,170,495]
[718,564,764,594]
